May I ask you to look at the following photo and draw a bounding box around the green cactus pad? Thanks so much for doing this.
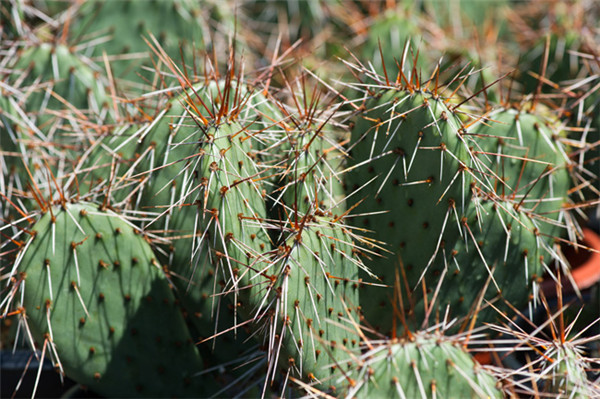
[11,42,109,112]
[16,202,210,397]
[578,91,600,198]
[472,107,571,240]
[348,89,475,335]
[69,0,218,80]
[166,121,270,334]
[1,42,112,206]
[72,79,282,358]
[335,333,502,398]
[274,124,346,217]
[90,81,276,374]
[242,0,329,43]
[423,0,509,31]
[543,344,600,398]
[419,196,545,326]
[257,216,361,385]
[519,32,583,94]
[362,9,423,75]
[77,78,278,203]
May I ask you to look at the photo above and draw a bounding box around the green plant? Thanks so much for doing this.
[2,1,600,398]
[13,202,209,397]
[331,331,503,398]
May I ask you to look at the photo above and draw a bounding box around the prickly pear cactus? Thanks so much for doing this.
[99,80,277,331]
[258,216,362,385]
[68,0,216,80]
[574,90,600,199]
[243,0,329,44]
[0,0,27,39]
[271,120,346,218]
[362,8,422,74]
[1,41,112,201]
[3,1,600,397]
[13,202,210,397]
[542,344,600,398]
[418,195,546,326]
[333,333,502,398]
[516,0,590,95]
[348,87,475,335]
[166,120,271,331]
[472,106,571,240]
[423,0,508,30]
[10,42,109,113]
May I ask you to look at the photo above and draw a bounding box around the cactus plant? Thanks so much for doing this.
[2,1,600,398]
[471,105,572,241]
[331,332,503,398]
[9,202,210,397]
[65,0,225,81]
[346,77,477,335]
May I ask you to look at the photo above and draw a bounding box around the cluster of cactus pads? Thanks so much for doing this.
[2,0,600,398]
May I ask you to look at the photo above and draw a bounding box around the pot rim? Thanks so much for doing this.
[541,227,600,297]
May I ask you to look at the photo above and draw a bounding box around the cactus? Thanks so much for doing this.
[9,202,210,397]
[565,76,600,203]
[9,42,110,113]
[422,0,509,31]
[242,0,330,46]
[361,7,423,75]
[514,1,593,95]
[471,106,572,241]
[542,344,599,397]
[267,83,347,217]
[346,81,476,335]
[417,194,546,326]
[72,68,363,389]
[255,214,362,386]
[0,39,114,226]
[331,332,502,398]
[496,300,600,398]
[1,40,111,154]
[1,0,23,39]
[66,0,220,81]
[2,1,600,398]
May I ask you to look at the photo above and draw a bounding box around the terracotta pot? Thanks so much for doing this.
[541,227,600,297]
[473,351,493,366]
